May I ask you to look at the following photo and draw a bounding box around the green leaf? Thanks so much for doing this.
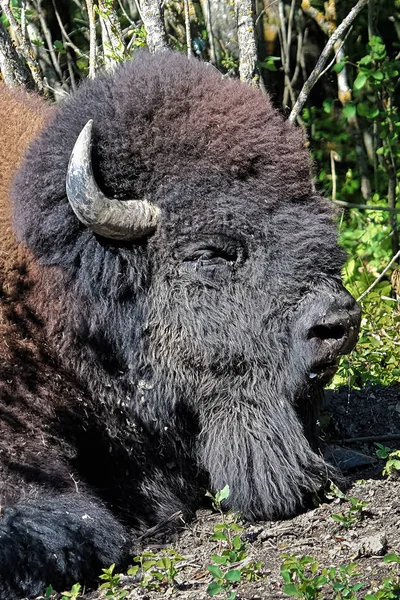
[332,61,345,73]
[76,57,89,70]
[373,70,384,80]
[211,532,228,541]
[354,73,368,90]
[233,535,242,550]
[343,104,356,119]
[359,54,373,66]
[259,56,281,71]
[53,39,66,54]
[216,485,230,503]
[281,570,291,583]
[283,583,300,596]
[208,565,223,579]
[142,560,157,570]
[352,583,364,591]
[225,570,241,582]
[157,557,171,569]
[211,554,229,565]
[230,523,244,532]
[207,581,223,596]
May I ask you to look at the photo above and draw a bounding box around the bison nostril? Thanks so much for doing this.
[308,323,347,341]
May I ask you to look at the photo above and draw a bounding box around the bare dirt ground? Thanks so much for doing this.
[47,385,400,600]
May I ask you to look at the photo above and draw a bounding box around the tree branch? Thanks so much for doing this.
[98,0,126,68]
[235,0,260,86]
[357,248,400,302]
[0,16,33,87]
[0,0,44,90]
[333,199,400,213]
[289,0,369,124]
[183,0,192,58]
[85,0,97,78]
[137,0,168,53]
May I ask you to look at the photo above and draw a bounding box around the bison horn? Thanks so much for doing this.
[66,120,160,240]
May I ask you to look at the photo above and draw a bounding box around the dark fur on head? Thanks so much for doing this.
[0,51,358,598]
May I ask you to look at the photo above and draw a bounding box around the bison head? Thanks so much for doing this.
[13,51,360,522]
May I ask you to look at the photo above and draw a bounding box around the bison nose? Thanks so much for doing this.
[307,300,361,357]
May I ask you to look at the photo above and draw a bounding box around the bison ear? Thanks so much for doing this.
[66,120,159,241]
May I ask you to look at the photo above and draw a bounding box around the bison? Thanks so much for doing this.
[0,51,360,599]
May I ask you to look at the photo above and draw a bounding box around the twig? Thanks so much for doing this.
[289,0,369,124]
[135,510,184,542]
[357,248,400,302]
[34,0,63,83]
[183,0,192,58]
[333,200,400,213]
[235,0,260,86]
[85,0,97,78]
[20,0,26,40]
[117,0,136,27]
[51,0,83,57]
[200,0,216,64]
[330,151,340,202]
[331,434,400,444]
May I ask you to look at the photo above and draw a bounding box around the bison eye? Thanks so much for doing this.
[187,247,238,267]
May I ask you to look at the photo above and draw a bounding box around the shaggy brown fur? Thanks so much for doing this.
[0,85,48,278]
[0,87,72,503]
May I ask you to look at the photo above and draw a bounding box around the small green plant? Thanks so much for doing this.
[326,482,370,529]
[382,450,400,478]
[207,565,241,599]
[365,554,400,599]
[98,564,128,599]
[280,555,327,600]
[280,555,363,599]
[375,443,392,460]
[127,548,186,592]
[206,485,231,513]
[281,554,400,600]
[37,585,55,599]
[374,443,400,477]
[331,495,371,528]
[61,583,82,600]
[206,487,264,597]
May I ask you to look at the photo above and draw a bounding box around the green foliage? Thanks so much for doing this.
[281,553,400,600]
[206,487,264,598]
[206,485,231,513]
[126,25,147,49]
[330,206,400,389]
[375,443,392,460]
[98,564,128,599]
[259,56,281,72]
[60,583,82,600]
[325,482,370,529]
[381,450,400,478]
[280,555,363,600]
[220,51,239,72]
[331,496,371,529]
[207,565,241,599]
[304,34,400,392]
[127,549,186,592]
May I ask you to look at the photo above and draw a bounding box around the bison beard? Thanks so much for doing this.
[0,51,360,598]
